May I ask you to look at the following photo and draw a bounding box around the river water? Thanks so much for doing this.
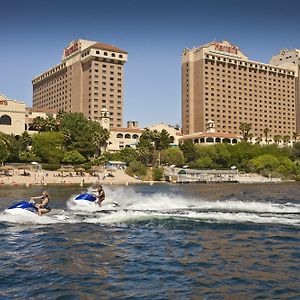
[0,183,299,299]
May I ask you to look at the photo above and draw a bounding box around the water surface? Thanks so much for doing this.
[0,183,299,299]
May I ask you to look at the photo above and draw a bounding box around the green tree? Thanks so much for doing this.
[92,127,110,157]
[239,123,252,142]
[179,140,196,163]
[20,131,32,150]
[44,116,58,131]
[32,132,64,163]
[59,112,96,158]
[189,156,214,169]
[32,116,46,133]
[126,161,147,177]
[119,147,138,165]
[263,128,271,144]
[249,154,280,173]
[152,167,164,181]
[0,141,10,164]
[293,132,298,144]
[19,150,41,163]
[62,150,86,164]
[160,147,185,166]
[274,135,282,145]
[156,129,171,151]
[282,135,290,145]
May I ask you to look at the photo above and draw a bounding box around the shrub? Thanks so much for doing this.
[62,150,85,164]
[42,164,61,171]
[126,161,147,177]
[152,167,164,181]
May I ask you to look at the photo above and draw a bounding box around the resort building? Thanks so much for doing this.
[32,39,128,128]
[179,120,240,145]
[98,109,182,152]
[182,40,298,143]
[0,94,26,135]
[269,48,300,133]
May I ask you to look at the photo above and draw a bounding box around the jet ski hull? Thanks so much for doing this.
[4,201,38,216]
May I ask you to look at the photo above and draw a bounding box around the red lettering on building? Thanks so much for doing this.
[64,42,79,57]
[214,42,238,55]
[0,99,8,105]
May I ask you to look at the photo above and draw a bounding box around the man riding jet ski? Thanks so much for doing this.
[71,186,119,210]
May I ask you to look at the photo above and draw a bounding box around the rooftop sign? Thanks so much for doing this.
[214,42,238,55]
[64,41,80,58]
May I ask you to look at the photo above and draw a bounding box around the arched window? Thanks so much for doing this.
[200,138,205,143]
[125,133,131,139]
[0,115,11,125]
[96,50,100,54]
[132,134,139,139]
[104,52,108,56]
[117,133,123,138]
[206,137,214,143]
[222,138,231,144]
[215,138,221,143]
[170,136,174,143]
[232,139,238,144]
[111,53,116,57]
[194,139,199,143]
[119,54,123,59]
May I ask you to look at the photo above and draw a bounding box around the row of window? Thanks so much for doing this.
[204,55,295,76]
[116,133,140,139]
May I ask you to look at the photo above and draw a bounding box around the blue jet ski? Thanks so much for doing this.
[69,193,119,211]
[4,201,38,216]
[74,193,97,202]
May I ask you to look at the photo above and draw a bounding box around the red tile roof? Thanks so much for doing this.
[91,43,128,54]
[26,107,58,113]
[180,132,240,140]
[110,127,143,133]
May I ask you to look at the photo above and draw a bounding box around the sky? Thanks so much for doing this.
[1,0,300,128]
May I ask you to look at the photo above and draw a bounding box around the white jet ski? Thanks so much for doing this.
[69,193,119,211]
[4,201,38,217]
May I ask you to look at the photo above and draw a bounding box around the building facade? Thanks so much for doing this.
[32,39,128,128]
[182,41,298,143]
[0,94,26,135]
[270,49,300,133]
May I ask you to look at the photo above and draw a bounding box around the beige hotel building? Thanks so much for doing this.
[32,39,128,127]
[182,40,299,142]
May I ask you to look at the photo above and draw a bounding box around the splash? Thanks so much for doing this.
[1,186,300,227]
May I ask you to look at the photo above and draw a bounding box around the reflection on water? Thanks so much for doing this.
[0,183,300,298]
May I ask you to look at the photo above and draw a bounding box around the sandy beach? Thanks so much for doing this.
[0,168,140,187]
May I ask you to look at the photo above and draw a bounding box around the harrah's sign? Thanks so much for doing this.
[64,41,79,57]
[214,42,238,55]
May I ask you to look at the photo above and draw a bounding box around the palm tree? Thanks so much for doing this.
[293,132,298,144]
[282,135,290,146]
[45,116,57,131]
[61,128,72,149]
[273,135,282,145]
[263,128,270,144]
[239,123,252,142]
[20,131,32,150]
[255,136,262,145]
[32,116,45,133]
[92,128,110,157]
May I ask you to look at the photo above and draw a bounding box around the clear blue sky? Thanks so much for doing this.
[1,0,300,127]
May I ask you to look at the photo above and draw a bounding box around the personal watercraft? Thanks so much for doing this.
[4,201,38,216]
[69,193,119,211]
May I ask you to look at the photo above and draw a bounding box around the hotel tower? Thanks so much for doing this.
[32,39,128,127]
[181,41,298,141]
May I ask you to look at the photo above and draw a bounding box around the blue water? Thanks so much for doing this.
[0,183,300,299]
